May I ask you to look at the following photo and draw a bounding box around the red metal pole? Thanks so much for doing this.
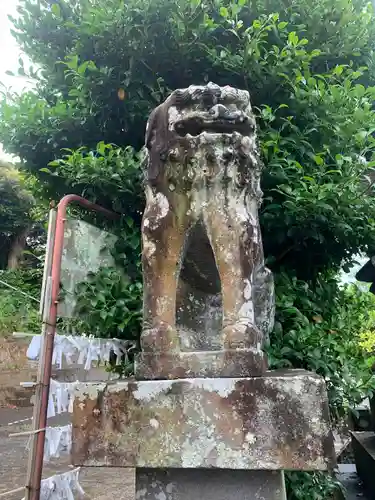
[27,195,118,500]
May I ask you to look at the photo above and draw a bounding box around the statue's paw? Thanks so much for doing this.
[222,322,262,350]
[141,321,180,353]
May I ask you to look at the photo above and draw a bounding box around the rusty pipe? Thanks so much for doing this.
[27,195,118,500]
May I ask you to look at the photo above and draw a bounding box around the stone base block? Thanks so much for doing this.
[72,369,335,470]
[135,348,267,379]
[136,469,287,500]
[352,431,375,498]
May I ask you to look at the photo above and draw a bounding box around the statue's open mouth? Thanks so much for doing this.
[174,116,253,137]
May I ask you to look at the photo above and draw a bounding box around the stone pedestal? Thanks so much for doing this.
[136,469,287,500]
[72,370,334,471]
[72,370,334,500]
[352,431,375,497]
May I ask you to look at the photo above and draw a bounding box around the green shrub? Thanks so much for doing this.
[285,471,344,500]
[73,266,142,341]
[0,269,41,336]
[269,274,375,421]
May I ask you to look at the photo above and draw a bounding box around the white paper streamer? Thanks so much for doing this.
[22,468,84,500]
[48,380,78,417]
[25,425,72,462]
[26,333,134,370]
[27,335,43,360]
[44,425,72,461]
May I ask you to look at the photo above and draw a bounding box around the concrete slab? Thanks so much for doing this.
[136,469,286,500]
[352,431,375,499]
[337,468,370,500]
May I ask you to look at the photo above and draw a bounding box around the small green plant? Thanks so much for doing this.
[73,266,142,341]
[357,306,375,360]
[285,471,344,500]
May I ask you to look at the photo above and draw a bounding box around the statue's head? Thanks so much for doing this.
[144,82,259,184]
[167,82,254,137]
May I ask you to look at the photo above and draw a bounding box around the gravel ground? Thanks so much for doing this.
[0,407,135,500]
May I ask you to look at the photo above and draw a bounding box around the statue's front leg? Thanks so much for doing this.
[141,187,190,354]
[203,194,263,351]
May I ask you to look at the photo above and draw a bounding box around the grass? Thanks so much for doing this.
[0,269,41,337]
[0,292,40,337]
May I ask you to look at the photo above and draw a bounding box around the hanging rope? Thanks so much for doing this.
[0,278,39,303]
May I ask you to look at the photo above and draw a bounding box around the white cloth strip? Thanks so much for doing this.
[25,424,72,462]
[46,424,72,461]
[21,468,84,500]
[44,424,72,462]
[47,380,79,417]
[26,333,135,370]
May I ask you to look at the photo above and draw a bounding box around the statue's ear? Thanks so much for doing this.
[140,147,149,171]
[145,107,158,150]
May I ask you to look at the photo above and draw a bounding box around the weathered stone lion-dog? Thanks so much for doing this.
[137,82,274,379]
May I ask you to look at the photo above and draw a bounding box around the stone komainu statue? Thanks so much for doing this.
[138,82,274,379]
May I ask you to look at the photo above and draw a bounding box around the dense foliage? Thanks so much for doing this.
[0,268,41,336]
[285,471,343,500]
[2,0,375,497]
[269,274,375,421]
[1,0,375,271]
[0,160,34,269]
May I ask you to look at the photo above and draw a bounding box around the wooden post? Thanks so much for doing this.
[24,208,56,500]
[39,209,57,317]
